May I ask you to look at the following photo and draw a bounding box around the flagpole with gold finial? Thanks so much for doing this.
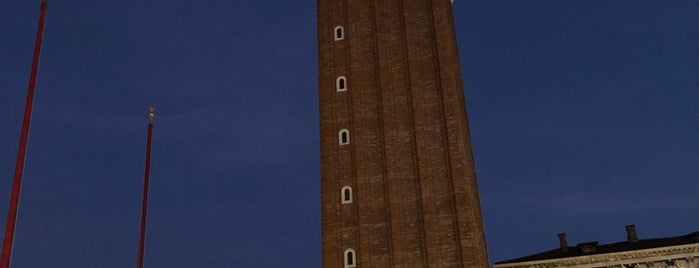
[137,106,154,268]
[0,1,49,267]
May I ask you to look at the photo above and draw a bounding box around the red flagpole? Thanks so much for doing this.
[137,107,155,268]
[0,1,48,267]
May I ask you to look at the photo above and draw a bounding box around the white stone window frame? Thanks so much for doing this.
[344,248,357,268]
[338,129,350,145]
[341,186,353,204]
[334,26,345,41]
[336,76,347,92]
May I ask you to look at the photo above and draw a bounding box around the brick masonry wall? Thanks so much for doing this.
[319,0,489,267]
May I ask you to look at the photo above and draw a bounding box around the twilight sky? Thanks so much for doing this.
[1,0,698,267]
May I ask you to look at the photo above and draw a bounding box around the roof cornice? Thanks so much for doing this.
[494,243,699,268]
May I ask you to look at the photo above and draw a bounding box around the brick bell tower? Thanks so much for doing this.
[318,0,490,267]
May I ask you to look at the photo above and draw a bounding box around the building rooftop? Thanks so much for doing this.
[496,226,699,265]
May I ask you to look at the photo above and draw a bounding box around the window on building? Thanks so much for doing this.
[334,26,345,41]
[344,248,356,268]
[336,76,347,92]
[339,129,350,145]
[341,186,353,204]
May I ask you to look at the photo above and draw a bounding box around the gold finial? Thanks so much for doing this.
[148,105,155,123]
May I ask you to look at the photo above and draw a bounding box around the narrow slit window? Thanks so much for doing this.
[341,186,353,204]
[336,76,347,92]
[334,26,344,41]
[344,248,356,268]
[339,129,350,145]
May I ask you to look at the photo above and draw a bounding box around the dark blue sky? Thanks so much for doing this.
[1,0,697,267]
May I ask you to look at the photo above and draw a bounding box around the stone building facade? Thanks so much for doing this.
[317,0,489,267]
[494,226,699,268]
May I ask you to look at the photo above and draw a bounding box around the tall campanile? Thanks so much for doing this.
[318,0,489,267]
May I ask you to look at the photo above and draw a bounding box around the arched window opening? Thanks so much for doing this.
[339,129,350,145]
[344,248,356,268]
[341,186,353,204]
[334,26,345,41]
[336,76,347,92]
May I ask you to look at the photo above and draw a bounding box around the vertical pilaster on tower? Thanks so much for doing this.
[318,0,489,267]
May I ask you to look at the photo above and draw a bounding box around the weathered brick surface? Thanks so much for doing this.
[319,0,489,267]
